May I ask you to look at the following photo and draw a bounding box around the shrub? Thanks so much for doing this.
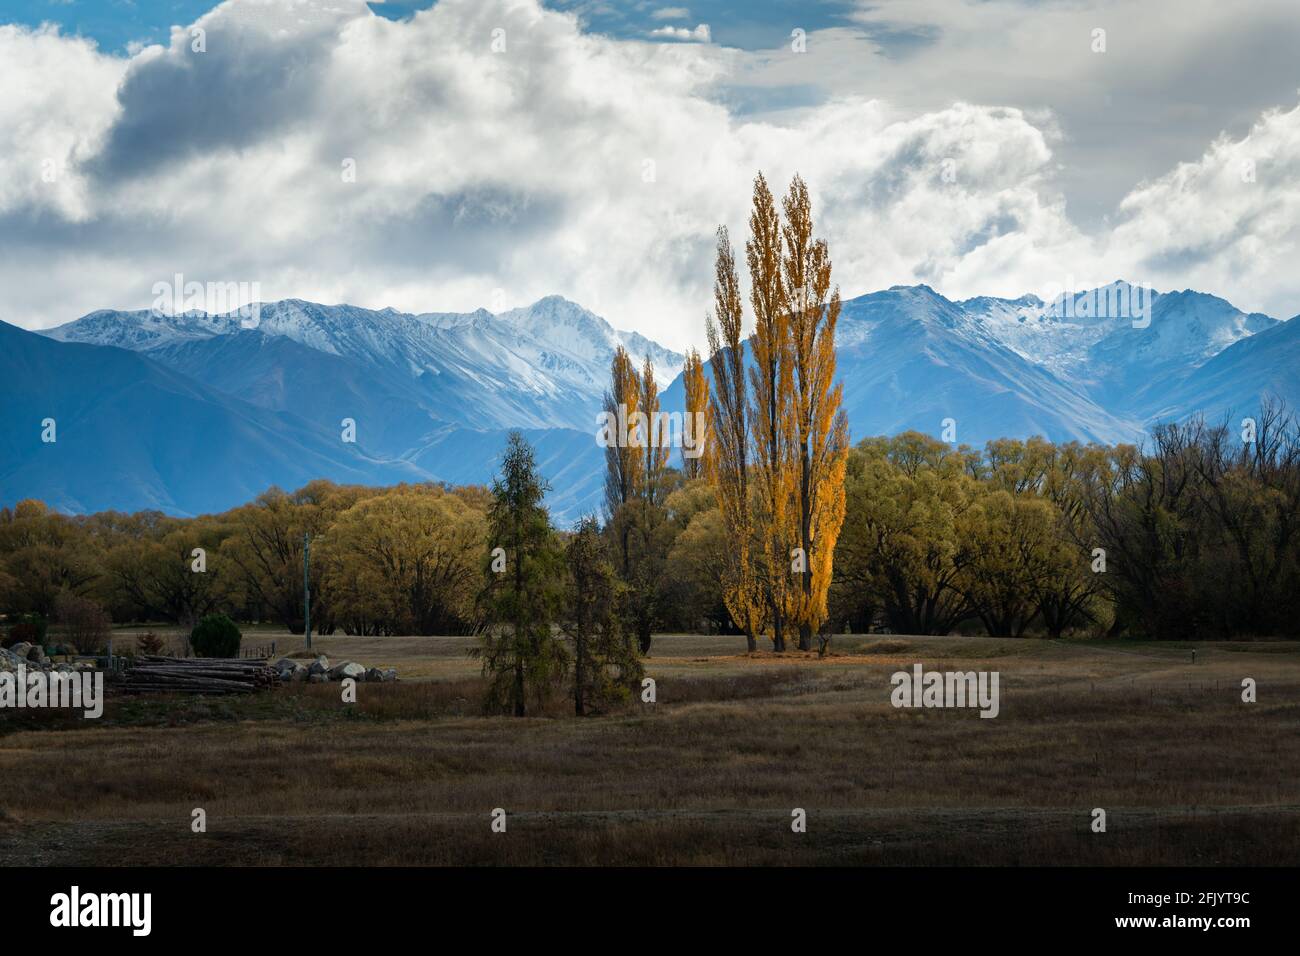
[190,614,242,658]
[5,613,48,648]
[53,593,110,655]
[136,632,166,655]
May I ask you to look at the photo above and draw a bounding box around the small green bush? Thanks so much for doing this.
[190,614,242,658]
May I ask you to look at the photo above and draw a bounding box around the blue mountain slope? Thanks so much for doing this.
[0,321,427,516]
[1140,315,1300,425]
[149,330,441,457]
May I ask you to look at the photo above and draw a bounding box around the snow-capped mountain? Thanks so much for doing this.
[960,282,1280,413]
[43,296,684,433]
[7,281,1296,522]
[664,280,1296,451]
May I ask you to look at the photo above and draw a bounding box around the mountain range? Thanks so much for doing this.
[2,282,1295,522]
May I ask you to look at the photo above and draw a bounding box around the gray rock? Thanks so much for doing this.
[329,661,366,681]
[279,662,308,682]
[8,642,32,660]
[307,672,328,684]
[383,669,398,682]
[307,655,330,677]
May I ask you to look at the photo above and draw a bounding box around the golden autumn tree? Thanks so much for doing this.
[680,348,713,480]
[626,354,673,653]
[781,175,849,650]
[746,172,799,652]
[638,355,671,507]
[706,226,763,651]
[602,345,643,575]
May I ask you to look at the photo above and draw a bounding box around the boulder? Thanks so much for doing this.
[307,655,330,677]
[383,669,398,682]
[280,662,308,682]
[329,661,366,681]
[8,642,32,660]
[307,672,328,684]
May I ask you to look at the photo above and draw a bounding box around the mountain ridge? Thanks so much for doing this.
[9,282,1297,521]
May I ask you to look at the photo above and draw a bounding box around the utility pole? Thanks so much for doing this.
[303,531,311,650]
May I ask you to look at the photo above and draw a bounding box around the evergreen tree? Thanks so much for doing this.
[476,432,566,716]
[562,516,643,715]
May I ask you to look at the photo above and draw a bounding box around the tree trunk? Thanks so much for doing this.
[574,641,586,716]
[513,658,526,717]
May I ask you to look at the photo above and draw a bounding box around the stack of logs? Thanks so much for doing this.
[119,655,279,695]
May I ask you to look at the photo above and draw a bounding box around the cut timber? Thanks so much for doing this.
[120,656,280,695]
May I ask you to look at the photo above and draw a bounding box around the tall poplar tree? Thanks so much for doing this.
[603,346,643,576]
[681,348,712,480]
[706,226,762,651]
[746,172,798,652]
[781,175,849,650]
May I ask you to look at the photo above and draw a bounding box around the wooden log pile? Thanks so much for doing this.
[119,655,280,695]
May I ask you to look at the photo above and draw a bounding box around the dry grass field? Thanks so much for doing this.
[2,632,1298,866]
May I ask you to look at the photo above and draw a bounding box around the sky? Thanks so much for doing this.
[2,0,1300,349]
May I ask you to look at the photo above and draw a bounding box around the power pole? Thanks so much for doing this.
[303,531,312,650]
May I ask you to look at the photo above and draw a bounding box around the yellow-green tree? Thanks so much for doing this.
[833,434,976,634]
[319,486,486,635]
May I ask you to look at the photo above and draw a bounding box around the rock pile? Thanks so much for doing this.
[273,655,397,684]
[0,644,95,675]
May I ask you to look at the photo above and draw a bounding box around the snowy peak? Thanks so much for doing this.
[39,295,684,431]
[497,295,683,386]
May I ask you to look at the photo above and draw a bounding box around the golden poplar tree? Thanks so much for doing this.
[746,172,799,652]
[612,354,670,656]
[603,345,642,575]
[706,226,762,651]
[781,175,849,649]
[639,355,670,507]
[681,348,713,480]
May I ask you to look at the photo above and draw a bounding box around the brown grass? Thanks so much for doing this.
[1,634,1297,866]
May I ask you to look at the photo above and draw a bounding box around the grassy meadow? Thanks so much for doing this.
[1,632,1297,866]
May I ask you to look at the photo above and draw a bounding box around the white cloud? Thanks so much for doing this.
[1108,101,1300,316]
[649,23,710,43]
[1,0,1299,353]
[651,7,690,20]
